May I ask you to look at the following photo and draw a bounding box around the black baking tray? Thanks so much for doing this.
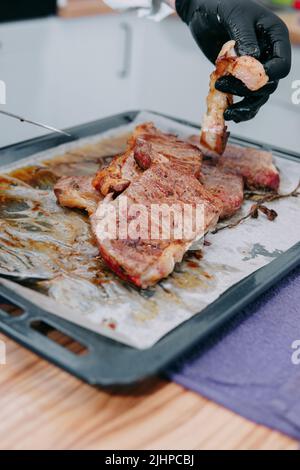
[0,110,299,386]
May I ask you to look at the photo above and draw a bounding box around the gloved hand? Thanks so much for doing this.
[175,0,291,122]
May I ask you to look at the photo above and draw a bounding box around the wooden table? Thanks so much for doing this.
[0,333,297,450]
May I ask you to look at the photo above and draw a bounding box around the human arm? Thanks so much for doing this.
[175,0,291,122]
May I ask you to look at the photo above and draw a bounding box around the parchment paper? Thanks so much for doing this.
[0,112,299,349]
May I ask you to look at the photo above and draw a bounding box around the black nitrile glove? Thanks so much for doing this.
[176,0,291,122]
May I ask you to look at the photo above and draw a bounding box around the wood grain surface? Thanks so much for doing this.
[0,332,297,450]
[58,2,300,47]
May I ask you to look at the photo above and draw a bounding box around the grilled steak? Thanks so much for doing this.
[200,163,244,219]
[93,123,202,196]
[92,161,221,288]
[53,125,246,287]
[90,124,224,287]
[55,168,243,223]
[54,176,102,215]
[189,136,280,192]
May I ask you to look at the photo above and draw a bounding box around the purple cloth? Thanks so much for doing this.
[167,266,300,440]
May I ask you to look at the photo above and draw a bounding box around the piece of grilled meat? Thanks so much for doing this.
[200,40,269,155]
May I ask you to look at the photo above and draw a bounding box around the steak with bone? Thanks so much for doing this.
[200,163,244,219]
[189,136,280,192]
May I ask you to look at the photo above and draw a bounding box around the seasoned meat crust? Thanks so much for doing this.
[200,40,269,155]
[90,124,227,287]
[189,135,280,192]
[54,124,279,289]
[218,145,280,192]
